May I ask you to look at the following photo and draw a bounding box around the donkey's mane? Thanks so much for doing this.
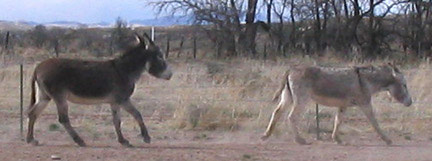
[358,65,394,88]
[117,45,146,60]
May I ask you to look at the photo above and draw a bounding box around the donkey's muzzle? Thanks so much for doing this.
[159,68,173,80]
[164,72,173,80]
[404,98,412,107]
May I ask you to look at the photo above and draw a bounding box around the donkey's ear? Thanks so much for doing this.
[134,33,146,46]
[143,33,155,46]
[387,62,401,73]
[393,66,401,73]
[387,62,394,67]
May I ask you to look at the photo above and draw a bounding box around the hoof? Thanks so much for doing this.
[333,137,343,145]
[73,137,86,147]
[120,140,133,148]
[260,135,269,141]
[333,140,347,145]
[384,139,393,146]
[143,136,151,144]
[28,140,39,146]
[76,141,87,147]
[295,137,307,145]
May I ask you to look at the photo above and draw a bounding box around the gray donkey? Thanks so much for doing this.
[26,33,172,147]
[262,63,412,145]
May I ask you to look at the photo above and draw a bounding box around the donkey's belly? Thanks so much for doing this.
[311,94,351,107]
[66,93,112,104]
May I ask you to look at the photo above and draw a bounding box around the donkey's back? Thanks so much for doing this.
[34,58,122,103]
[292,66,366,106]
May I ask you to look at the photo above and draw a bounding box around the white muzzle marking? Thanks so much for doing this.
[159,66,173,80]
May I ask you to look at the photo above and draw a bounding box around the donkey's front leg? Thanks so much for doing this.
[262,86,290,140]
[120,100,151,143]
[110,104,132,147]
[359,105,392,145]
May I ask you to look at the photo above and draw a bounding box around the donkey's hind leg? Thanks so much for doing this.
[26,94,50,145]
[262,86,291,140]
[53,97,86,147]
[110,104,132,147]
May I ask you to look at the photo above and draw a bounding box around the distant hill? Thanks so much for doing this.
[0,20,34,31]
[0,15,194,30]
[130,15,193,27]
[36,21,85,29]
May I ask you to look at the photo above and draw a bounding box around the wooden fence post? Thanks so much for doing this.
[315,104,320,140]
[5,31,10,50]
[151,26,155,41]
[166,35,170,58]
[54,39,59,57]
[216,42,221,58]
[177,37,184,58]
[20,64,24,139]
[109,38,114,56]
[193,35,197,59]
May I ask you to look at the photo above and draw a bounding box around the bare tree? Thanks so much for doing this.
[29,25,49,48]
[111,17,132,52]
[271,0,289,54]
[266,0,274,24]
[238,0,260,55]
[313,0,322,52]
[149,0,266,57]
[48,28,67,57]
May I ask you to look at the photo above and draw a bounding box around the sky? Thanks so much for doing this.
[0,0,158,23]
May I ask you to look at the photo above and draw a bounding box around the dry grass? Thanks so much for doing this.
[1,52,432,140]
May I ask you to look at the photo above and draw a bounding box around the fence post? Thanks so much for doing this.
[193,35,197,59]
[151,26,155,41]
[54,39,59,57]
[177,37,184,58]
[166,35,170,58]
[20,64,24,139]
[5,31,9,50]
[216,42,221,58]
[315,104,320,140]
[109,38,114,56]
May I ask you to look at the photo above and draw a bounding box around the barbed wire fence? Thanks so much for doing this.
[2,28,432,139]
[0,27,431,142]
[1,61,432,140]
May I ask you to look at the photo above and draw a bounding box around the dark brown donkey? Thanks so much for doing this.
[26,33,172,147]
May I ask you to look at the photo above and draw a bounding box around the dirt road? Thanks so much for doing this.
[1,134,431,161]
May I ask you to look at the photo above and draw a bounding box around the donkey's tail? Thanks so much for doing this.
[26,71,37,115]
[272,70,291,102]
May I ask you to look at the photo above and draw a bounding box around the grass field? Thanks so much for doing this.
[1,52,432,160]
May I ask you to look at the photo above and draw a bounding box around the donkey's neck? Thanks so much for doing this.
[112,47,148,82]
[360,67,394,94]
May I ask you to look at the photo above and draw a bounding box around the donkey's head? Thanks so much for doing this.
[134,33,172,80]
[385,63,412,107]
